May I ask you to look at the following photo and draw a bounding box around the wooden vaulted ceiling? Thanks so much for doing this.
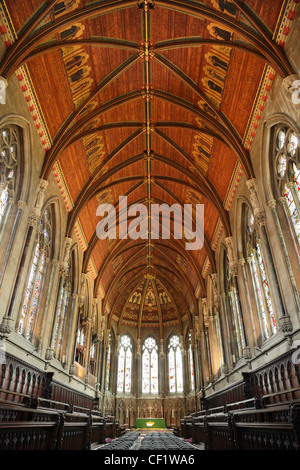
[1,0,293,330]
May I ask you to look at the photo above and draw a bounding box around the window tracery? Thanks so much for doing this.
[142,337,158,394]
[0,126,20,228]
[168,335,183,393]
[117,334,132,393]
[246,206,277,340]
[106,332,111,390]
[18,205,53,341]
[274,126,300,241]
[188,332,194,391]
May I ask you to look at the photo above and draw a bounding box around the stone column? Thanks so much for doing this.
[225,237,249,357]
[211,273,228,373]
[0,180,48,337]
[159,338,165,398]
[39,258,60,357]
[247,179,288,331]
[0,199,27,290]
[267,198,300,316]
[239,257,258,348]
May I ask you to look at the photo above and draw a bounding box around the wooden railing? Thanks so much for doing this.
[0,392,119,450]
[181,393,300,450]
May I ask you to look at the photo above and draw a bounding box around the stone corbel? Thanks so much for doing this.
[0,315,14,340]
[45,347,54,366]
[278,315,293,344]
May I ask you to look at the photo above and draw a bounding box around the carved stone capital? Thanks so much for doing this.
[267,199,277,210]
[239,257,246,266]
[279,315,293,335]
[0,316,14,339]
[221,364,229,375]
[255,209,267,226]
[45,347,54,362]
[243,346,252,361]
[69,363,76,376]
[17,200,27,210]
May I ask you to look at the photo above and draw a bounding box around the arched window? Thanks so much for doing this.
[117,335,132,393]
[188,332,195,391]
[142,337,158,394]
[246,206,277,340]
[106,332,111,390]
[168,335,183,393]
[273,126,300,241]
[223,253,245,360]
[52,250,75,362]
[18,205,54,341]
[0,125,20,231]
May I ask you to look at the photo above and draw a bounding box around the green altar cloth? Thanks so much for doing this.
[134,418,166,429]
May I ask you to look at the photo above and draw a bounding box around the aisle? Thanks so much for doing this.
[95,430,204,451]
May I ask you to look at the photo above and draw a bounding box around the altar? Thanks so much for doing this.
[134,418,166,429]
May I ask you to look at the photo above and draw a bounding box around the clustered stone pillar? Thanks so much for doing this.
[247,179,293,339]
[0,179,48,339]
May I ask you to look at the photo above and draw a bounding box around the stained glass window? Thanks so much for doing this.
[189,333,195,391]
[117,335,132,393]
[168,335,183,393]
[142,337,158,394]
[0,126,19,228]
[52,279,71,359]
[106,335,111,390]
[246,207,277,340]
[19,206,53,341]
[274,127,300,243]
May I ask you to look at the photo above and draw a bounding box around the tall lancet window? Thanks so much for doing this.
[106,332,111,390]
[274,126,300,242]
[142,337,158,394]
[168,335,183,393]
[188,332,195,391]
[0,126,19,229]
[246,207,277,340]
[19,205,53,341]
[117,335,132,393]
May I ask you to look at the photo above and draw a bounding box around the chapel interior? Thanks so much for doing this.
[0,0,300,452]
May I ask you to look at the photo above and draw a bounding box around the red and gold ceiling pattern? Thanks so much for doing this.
[0,0,297,330]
